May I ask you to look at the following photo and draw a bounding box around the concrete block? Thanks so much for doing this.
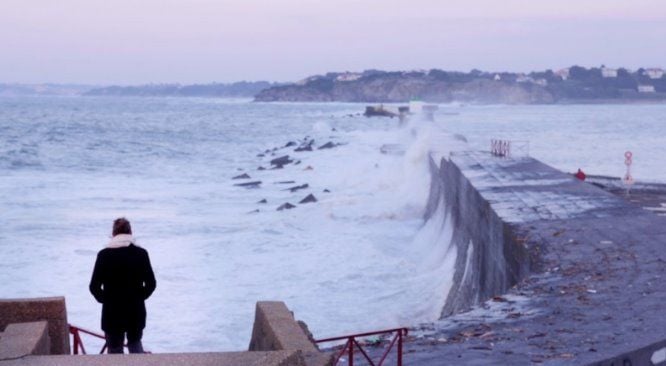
[248,302,318,353]
[0,297,69,355]
[0,321,50,360]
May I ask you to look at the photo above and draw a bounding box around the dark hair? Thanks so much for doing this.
[112,218,132,236]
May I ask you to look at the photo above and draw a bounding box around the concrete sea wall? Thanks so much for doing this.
[425,154,531,316]
[410,150,666,364]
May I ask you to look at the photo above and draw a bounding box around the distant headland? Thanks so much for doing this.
[3,66,665,104]
[84,81,278,98]
[0,81,279,98]
[254,66,666,104]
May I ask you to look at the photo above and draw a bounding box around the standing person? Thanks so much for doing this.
[574,168,586,181]
[89,218,156,354]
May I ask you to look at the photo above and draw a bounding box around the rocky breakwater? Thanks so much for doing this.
[231,134,343,212]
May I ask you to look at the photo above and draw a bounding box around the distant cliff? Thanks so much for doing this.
[85,81,276,98]
[254,67,666,104]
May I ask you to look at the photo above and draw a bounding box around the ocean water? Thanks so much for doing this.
[0,97,664,353]
[441,103,666,182]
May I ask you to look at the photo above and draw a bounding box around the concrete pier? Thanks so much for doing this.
[397,151,666,365]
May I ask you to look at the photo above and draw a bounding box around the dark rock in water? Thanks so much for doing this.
[323,189,331,193]
[237,168,243,171]
[295,139,315,152]
[295,145,313,152]
[275,181,295,184]
[285,141,297,147]
[257,166,266,170]
[364,105,398,118]
[299,194,317,204]
[232,173,251,180]
[247,209,260,214]
[453,133,468,142]
[257,199,267,204]
[277,202,296,211]
[304,166,313,171]
[257,153,265,157]
[234,181,262,188]
[271,164,284,170]
[318,141,338,150]
[332,127,337,131]
[264,149,270,153]
[380,144,405,156]
[294,160,301,165]
[284,184,309,192]
[270,155,293,166]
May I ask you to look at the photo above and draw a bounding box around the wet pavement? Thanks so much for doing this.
[586,175,666,218]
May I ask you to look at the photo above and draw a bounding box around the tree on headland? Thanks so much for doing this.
[428,69,448,81]
[569,66,601,82]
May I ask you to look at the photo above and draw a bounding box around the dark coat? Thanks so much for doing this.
[89,244,156,332]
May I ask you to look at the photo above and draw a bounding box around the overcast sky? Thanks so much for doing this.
[1,0,665,84]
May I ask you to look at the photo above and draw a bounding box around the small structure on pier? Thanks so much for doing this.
[364,105,398,118]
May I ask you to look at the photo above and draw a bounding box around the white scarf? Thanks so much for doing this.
[107,234,135,248]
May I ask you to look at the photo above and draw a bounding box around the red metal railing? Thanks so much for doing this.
[70,324,108,354]
[69,324,142,354]
[70,323,405,362]
[315,328,409,366]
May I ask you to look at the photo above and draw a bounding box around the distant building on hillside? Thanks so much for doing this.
[638,85,656,93]
[644,68,664,79]
[534,78,548,86]
[516,74,533,83]
[336,73,362,82]
[601,67,618,78]
[555,68,570,80]
[515,74,546,86]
